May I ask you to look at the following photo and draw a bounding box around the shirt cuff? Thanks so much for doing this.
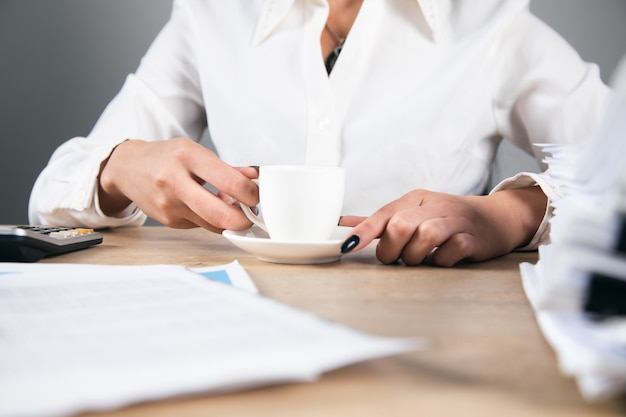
[93,191,147,227]
[489,172,563,251]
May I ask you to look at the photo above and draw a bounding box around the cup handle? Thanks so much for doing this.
[239,179,268,233]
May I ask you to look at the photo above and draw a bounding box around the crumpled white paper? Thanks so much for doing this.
[520,55,626,402]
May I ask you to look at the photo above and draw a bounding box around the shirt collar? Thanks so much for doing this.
[251,0,299,47]
[250,0,444,47]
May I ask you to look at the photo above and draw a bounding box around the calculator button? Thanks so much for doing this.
[48,228,95,239]
[49,231,76,239]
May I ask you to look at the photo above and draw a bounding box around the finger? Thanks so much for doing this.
[150,214,198,230]
[144,185,227,233]
[177,178,254,231]
[236,166,260,180]
[338,215,367,227]
[217,190,258,215]
[187,149,259,207]
[145,197,221,231]
[177,192,247,233]
[216,191,237,205]
[340,211,390,254]
[375,212,422,264]
[396,217,461,266]
[339,190,433,255]
[430,233,478,267]
[176,209,224,233]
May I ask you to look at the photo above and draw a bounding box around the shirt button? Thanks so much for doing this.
[317,116,331,131]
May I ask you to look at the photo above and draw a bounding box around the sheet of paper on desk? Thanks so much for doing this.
[1,260,258,293]
[0,263,420,417]
[191,260,259,293]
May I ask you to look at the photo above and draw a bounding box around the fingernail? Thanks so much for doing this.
[249,165,260,173]
[341,235,360,254]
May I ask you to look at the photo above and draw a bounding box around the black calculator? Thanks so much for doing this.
[0,226,103,262]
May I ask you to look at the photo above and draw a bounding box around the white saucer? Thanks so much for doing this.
[222,227,352,264]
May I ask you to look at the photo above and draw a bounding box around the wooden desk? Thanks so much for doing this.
[44,227,625,417]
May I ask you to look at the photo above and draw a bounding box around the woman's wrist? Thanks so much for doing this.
[484,186,548,249]
[97,140,136,217]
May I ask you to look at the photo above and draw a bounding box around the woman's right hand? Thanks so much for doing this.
[97,138,259,233]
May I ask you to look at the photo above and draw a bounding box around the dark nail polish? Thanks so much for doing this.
[341,235,360,254]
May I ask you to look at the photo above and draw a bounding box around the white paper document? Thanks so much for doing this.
[0,262,420,417]
[191,260,259,293]
[519,55,626,402]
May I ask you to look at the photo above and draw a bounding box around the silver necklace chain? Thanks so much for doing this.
[324,22,345,73]
[324,22,345,47]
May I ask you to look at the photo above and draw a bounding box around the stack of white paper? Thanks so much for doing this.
[520,56,626,402]
[0,262,421,417]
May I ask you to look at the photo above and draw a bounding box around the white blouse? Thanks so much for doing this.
[29,0,611,248]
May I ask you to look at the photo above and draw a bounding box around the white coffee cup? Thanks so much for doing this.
[240,165,345,241]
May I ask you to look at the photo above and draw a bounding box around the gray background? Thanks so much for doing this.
[1,0,625,224]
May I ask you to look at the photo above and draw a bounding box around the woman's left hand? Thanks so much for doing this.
[339,187,547,266]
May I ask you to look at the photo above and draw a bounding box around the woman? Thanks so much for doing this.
[29,0,611,265]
